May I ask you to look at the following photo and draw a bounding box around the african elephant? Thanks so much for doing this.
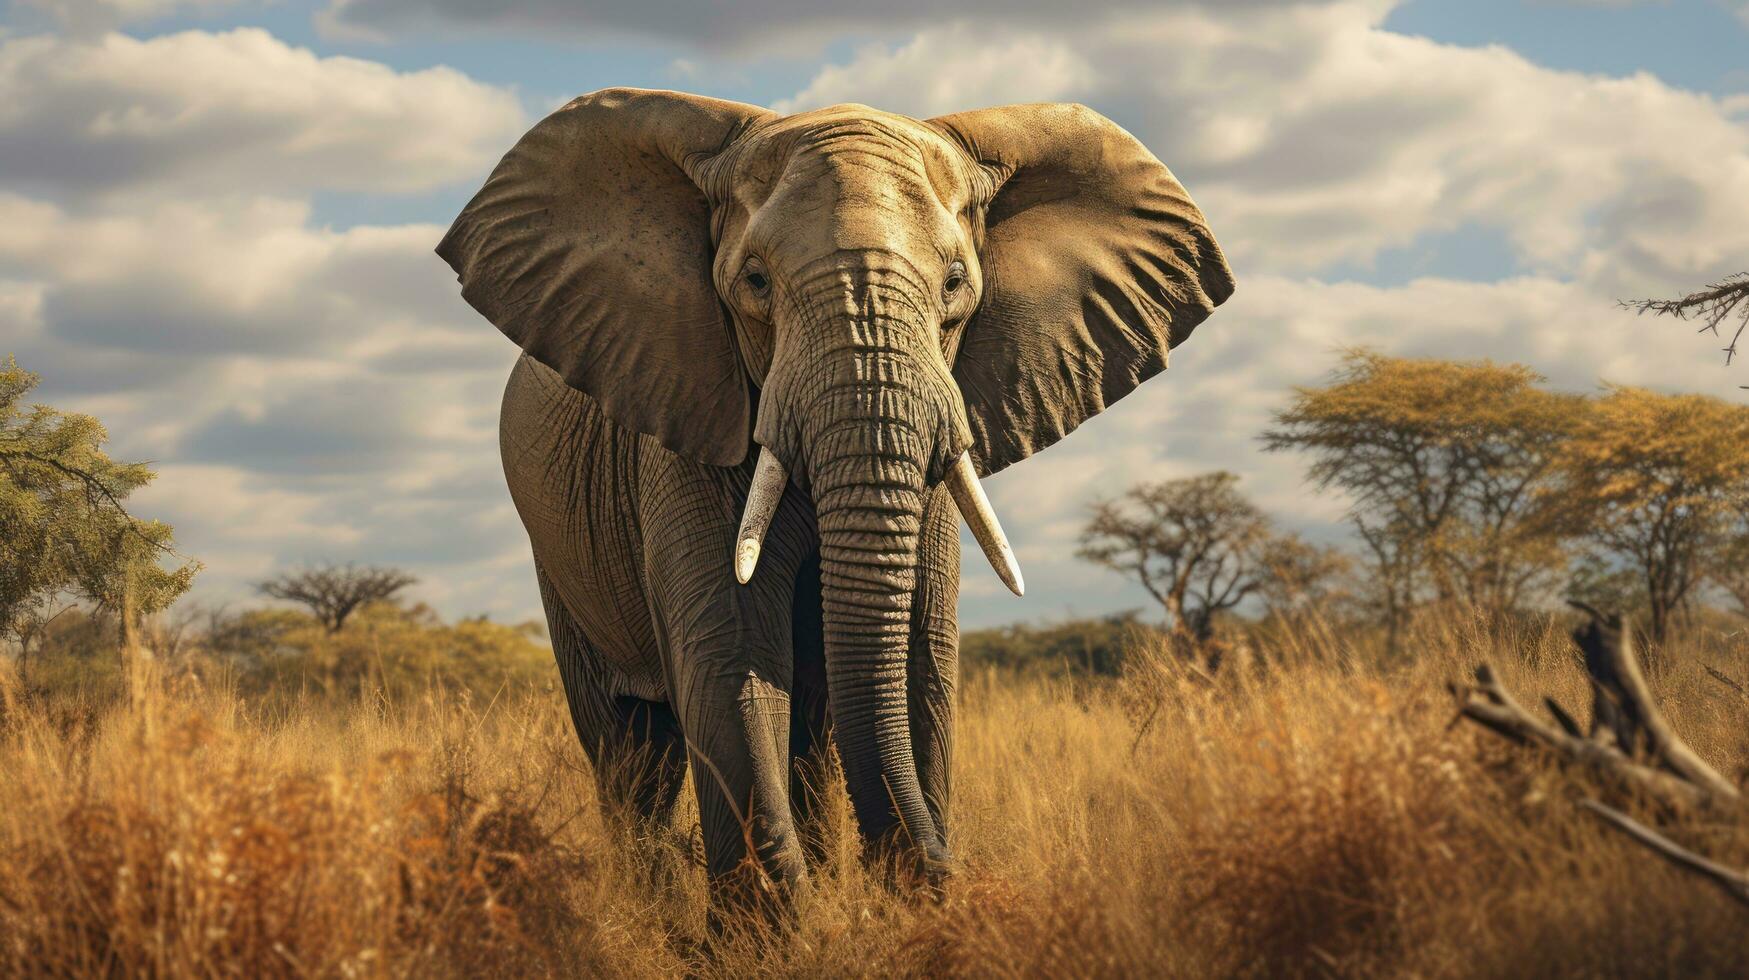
[437,88,1232,908]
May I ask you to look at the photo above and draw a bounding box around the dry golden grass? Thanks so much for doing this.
[3,614,1748,978]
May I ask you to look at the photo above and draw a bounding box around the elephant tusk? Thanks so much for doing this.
[734,447,789,584]
[944,451,1025,597]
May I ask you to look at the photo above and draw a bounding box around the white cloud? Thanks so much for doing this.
[780,2,1749,296]
[0,28,526,198]
[19,0,242,38]
[318,0,1325,50]
[129,457,535,617]
[0,185,533,617]
[774,26,1097,116]
[0,194,511,477]
[0,194,488,362]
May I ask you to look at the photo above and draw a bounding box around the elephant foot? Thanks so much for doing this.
[704,861,812,937]
[862,832,955,901]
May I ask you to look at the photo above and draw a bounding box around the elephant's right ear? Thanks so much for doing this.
[930,103,1234,477]
[438,88,773,467]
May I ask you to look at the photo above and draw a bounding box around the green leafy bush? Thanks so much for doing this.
[960,611,1152,677]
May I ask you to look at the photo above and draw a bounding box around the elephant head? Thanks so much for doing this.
[438,88,1233,870]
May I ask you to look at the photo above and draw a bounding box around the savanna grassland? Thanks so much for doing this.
[3,609,1747,978]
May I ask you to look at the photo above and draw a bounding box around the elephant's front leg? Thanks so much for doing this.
[909,484,961,854]
[786,551,834,867]
[639,451,816,912]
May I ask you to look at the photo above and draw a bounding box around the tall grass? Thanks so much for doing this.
[2,611,1746,977]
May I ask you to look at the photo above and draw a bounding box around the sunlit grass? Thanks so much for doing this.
[2,611,1747,977]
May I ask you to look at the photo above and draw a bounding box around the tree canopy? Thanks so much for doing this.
[1256,351,1749,647]
[1554,385,1749,642]
[1261,351,1583,640]
[1077,471,1279,642]
[0,357,196,653]
[256,563,418,634]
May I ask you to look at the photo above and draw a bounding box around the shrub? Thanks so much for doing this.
[960,611,1150,677]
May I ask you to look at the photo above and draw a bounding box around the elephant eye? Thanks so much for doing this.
[745,271,770,294]
[943,262,967,297]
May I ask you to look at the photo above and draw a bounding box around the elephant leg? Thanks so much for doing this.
[787,551,835,867]
[909,484,961,849]
[537,563,687,824]
[639,453,817,913]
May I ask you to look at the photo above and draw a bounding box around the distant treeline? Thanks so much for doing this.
[11,349,1749,686]
[11,600,553,704]
[1080,350,1749,655]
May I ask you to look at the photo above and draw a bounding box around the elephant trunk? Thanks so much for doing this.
[749,302,967,873]
[808,362,948,871]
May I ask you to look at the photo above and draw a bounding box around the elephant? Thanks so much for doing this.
[437,88,1233,910]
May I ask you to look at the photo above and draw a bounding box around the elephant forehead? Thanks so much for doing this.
[737,107,976,212]
[730,146,966,268]
[762,104,935,149]
[750,170,963,266]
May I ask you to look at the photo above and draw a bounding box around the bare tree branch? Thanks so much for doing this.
[1622,273,1749,366]
[1455,662,1711,808]
[1452,602,1747,910]
[1705,664,1749,703]
[1580,800,1749,908]
[1567,601,1739,799]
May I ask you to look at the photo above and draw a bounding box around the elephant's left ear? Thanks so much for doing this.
[438,89,774,468]
[929,104,1235,476]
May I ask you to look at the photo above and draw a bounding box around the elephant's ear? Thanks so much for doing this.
[929,104,1235,476]
[438,88,774,467]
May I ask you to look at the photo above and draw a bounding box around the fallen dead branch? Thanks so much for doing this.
[1579,800,1749,906]
[1706,664,1749,703]
[1454,601,1748,907]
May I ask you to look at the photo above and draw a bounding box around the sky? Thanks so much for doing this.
[4,0,1749,629]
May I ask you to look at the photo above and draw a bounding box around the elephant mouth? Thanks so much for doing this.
[731,444,1024,596]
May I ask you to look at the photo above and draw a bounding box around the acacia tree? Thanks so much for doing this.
[1708,527,1749,621]
[1624,274,1749,633]
[1555,385,1749,644]
[1350,514,1422,652]
[256,563,417,633]
[1262,351,1584,645]
[1077,472,1273,643]
[1255,533,1354,619]
[0,357,196,676]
